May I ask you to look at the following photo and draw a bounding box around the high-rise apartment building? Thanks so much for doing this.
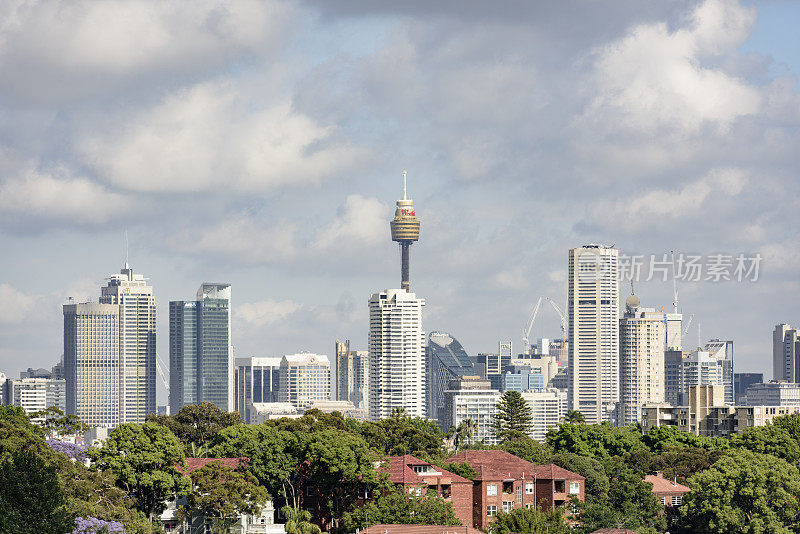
[618,293,666,425]
[368,288,426,420]
[704,339,734,404]
[426,331,474,426]
[234,356,281,422]
[521,388,567,442]
[441,376,500,445]
[4,377,67,423]
[278,353,331,408]
[664,349,686,405]
[100,264,156,423]
[169,283,232,413]
[773,324,799,382]
[664,313,683,350]
[742,381,800,406]
[63,302,120,428]
[567,244,619,424]
[335,340,369,410]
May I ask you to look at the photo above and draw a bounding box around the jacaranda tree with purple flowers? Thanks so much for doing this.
[72,516,126,533]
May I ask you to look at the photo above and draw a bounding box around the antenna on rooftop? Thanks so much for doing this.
[124,229,129,270]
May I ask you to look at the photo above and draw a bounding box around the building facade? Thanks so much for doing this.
[521,388,567,442]
[441,376,500,444]
[234,356,281,423]
[426,331,475,425]
[618,294,665,425]
[568,244,619,424]
[368,289,425,420]
[773,324,799,382]
[704,339,734,405]
[742,381,800,406]
[63,302,120,428]
[169,283,232,413]
[335,340,369,410]
[278,353,330,408]
[99,265,156,423]
[4,377,67,422]
[734,372,764,404]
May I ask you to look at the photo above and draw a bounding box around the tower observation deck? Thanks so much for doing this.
[389,170,420,291]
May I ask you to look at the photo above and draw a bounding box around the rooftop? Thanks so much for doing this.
[445,450,583,481]
[362,525,482,534]
[382,455,471,485]
[645,473,690,495]
[176,457,248,476]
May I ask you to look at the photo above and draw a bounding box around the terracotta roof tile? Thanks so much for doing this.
[445,450,584,481]
[176,457,249,476]
[381,455,472,485]
[644,474,690,495]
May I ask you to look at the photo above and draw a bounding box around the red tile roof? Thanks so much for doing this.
[445,450,584,481]
[363,525,482,534]
[591,529,638,534]
[177,457,249,476]
[644,473,690,495]
[382,455,471,485]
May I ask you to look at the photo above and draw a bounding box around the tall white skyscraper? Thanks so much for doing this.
[567,244,619,424]
[278,353,331,408]
[368,289,426,420]
[618,292,665,426]
[100,264,156,423]
[336,340,369,410]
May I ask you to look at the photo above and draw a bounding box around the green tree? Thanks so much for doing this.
[437,461,477,480]
[562,410,586,424]
[492,391,533,442]
[643,424,729,453]
[678,449,800,534]
[551,453,609,500]
[89,422,189,521]
[730,424,800,468]
[147,401,242,451]
[341,490,460,532]
[31,407,89,437]
[496,433,552,464]
[455,419,478,448]
[0,446,73,534]
[488,507,570,534]
[357,410,446,458]
[179,461,268,534]
[282,506,322,534]
[546,421,646,459]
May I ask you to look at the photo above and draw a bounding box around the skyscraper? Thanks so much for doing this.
[335,340,369,410]
[567,244,619,424]
[773,324,798,382]
[618,292,665,425]
[704,339,734,405]
[4,377,67,423]
[426,331,474,427]
[368,173,426,421]
[234,356,281,422]
[169,283,233,413]
[63,302,120,428]
[278,353,331,408]
[100,264,156,423]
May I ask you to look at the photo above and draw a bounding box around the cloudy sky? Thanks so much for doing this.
[1,0,798,403]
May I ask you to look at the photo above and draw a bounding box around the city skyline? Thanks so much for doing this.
[1,0,799,398]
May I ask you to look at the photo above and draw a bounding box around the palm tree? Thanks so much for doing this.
[281,506,322,534]
[456,419,478,448]
[561,410,586,424]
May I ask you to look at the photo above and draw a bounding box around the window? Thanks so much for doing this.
[487,484,497,496]
[412,465,429,474]
[516,486,522,503]
[525,482,534,494]
[503,481,514,494]
[672,495,683,506]
[503,501,514,513]
[525,503,533,509]
[554,480,565,493]
[660,496,666,505]
[486,505,497,517]
[569,482,580,494]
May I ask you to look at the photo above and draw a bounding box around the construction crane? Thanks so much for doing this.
[546,297,568,340]
[155,354,170,393]
[522,297,543,355]
[681,314,695,348]
[671,250,679,314]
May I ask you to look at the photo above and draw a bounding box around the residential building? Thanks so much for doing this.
[773,324,799,382]
[618,293,665,425]
[278,353,330,408]
[704,339,734,404]
[664,313,683,351]
[568,244,619,424]
[736,405,800,429]
[521,388,567,442]
[169,283,233,413]
[734,372,764,404]
[664,349,686,405]
[683,349,724,394]
[63,302,120,428]
[4,377,66,422]
[742,381,800,406]
[426,331,474,425]
[335,340,369,410]
[441,376,500,443]
[641,385,734,437]
[511,353,559,387]
[99,264,156,423]
[645,472,690,508]
[234,356,281,423]
[380,455,473,526]
[368,288,425,420]
[445,450,584,530]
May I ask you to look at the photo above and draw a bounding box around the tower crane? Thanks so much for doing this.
[522,297,543,355]
[155,354,170,394]
[682,314,694,348]
[546,297,568,340]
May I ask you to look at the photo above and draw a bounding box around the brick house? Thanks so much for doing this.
[380,455,474,527]
[644,472,690,508]
[445,450,584,530]
[362,525,483,534]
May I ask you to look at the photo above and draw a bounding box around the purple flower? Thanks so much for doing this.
[71,516,126,534]
[47,439,88,461]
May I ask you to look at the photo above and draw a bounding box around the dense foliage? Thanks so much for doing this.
[341,489,461,532]
[487,507,571,534]
[492,391,533,441]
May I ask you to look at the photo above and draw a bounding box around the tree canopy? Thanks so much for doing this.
[487,507,571,534]
[492,391,533,442]
[341,489,460,532]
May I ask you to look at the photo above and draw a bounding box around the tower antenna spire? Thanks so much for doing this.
[124,229,129,269]
[402,169,407,201]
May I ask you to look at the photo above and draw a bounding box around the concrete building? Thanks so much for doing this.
[742,381,800,406]
[548,339,569,367]
[169,283,233,413]
[664,349,686,405]
[734,372,764,404]
[278,353,330,408]
[4,377,66,422]
[304,399,366,421]
[521,388,567,442]
[234,356,281,423]
[511,353,559,388]
[618,293,665,425]
[773,324,799,382]
[441,376,500,444]
[568,244,619,424]
[500,365,544,393]
[100,264,156,423]
[704,339,734,404]
[641,385,734,437]
[368,288,426,420]
[63,302,120,428]
[426,332,474,425]
[0,372,6,405]
[20,368,52,379]
[736,405,800,430]
[335,340,369,410]
[445,450,584,530]
[248,402,300,423]
[664,313,683,351]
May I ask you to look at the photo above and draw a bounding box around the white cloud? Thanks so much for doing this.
[0,166,129,225]
[236,299,303,327]
[0,284,41,325]
[311,195,391,250]
[80,80,369,193]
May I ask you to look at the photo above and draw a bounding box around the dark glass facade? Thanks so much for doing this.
[426,331,474,428]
